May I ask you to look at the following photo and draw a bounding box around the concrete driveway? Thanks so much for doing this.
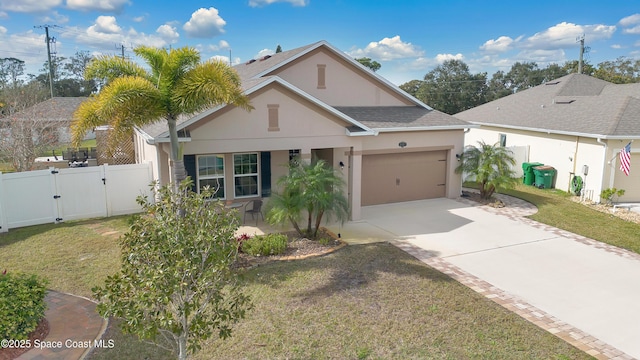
[327,197,640,359]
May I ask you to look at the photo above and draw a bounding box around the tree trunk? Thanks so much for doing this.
[166,116,187,189]
[177,334,188,360]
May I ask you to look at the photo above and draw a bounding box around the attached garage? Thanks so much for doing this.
[361,150,447,206]
[613,155,640,202]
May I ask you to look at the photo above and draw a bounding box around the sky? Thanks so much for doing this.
[0,0,639,85]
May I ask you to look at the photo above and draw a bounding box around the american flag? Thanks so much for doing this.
[619,142,631,176]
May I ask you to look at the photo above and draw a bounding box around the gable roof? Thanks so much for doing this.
[455,74,640,139]
[140,40,472,141]
[9,97,87,122]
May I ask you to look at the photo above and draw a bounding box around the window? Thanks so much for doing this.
[499,133,507,147]
[234,153,259,198]
[197,155,225,199]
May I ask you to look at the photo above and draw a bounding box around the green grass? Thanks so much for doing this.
[501,184,640,254]
[1,219,591,359]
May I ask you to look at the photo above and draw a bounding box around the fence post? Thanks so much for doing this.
[103,164,112,217]
[0,172,7,233]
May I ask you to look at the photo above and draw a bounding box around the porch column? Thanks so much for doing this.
[350,150,362,221]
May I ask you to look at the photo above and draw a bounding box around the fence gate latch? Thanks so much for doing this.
[53,195,61,199]
[102,178,106,185]
[55,218,63,222]
[51,170,59,174]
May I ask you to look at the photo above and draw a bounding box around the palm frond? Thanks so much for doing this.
[71,96,103,147]
[85,55,148,83]
[133,46,167,82]
[172,60,253,114]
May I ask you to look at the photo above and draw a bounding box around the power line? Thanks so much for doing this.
[34,24,59,98]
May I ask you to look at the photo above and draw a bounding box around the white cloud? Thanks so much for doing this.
[248,0,308,7]
[611,44,623,49]
[623,26,640,35]
[156,24,179,43]
[132,15,145,22]
[255,48,274,58]
[90,15,122,34]
[206,40,231,52]
[66,0,130,13]
[0,25,6,35]
[435,53,464,63]
[620,14,640,27]
[480,36,518,54]
[209,55,241,66]
[0,0,61,12]
[524,22,616,50]
[0,11,8,18]
[183,7,226,38]
[516,49,566,64]
[40,11,69,24]
[349,36,424,61]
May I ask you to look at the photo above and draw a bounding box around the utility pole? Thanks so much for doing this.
[116,43,126,59]
[577,35,585,75]
[35,24,58,98]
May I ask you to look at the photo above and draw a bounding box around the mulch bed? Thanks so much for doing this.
[235,228,345,269]
[461,190,506,208]
[0,318,49,360]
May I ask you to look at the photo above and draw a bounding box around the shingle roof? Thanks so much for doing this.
[11,97,87,122]
[455,74,640,138]
[141,40,472,139]
[335,106,469,129]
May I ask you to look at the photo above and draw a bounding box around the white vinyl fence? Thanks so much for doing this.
[0,163,153,233]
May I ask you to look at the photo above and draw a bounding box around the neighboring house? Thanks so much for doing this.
[5,97,88,144]
[456,73,640,203]
[134,40,473,220]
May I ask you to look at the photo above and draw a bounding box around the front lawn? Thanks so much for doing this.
[501,184,640,254]
[0,218,590,359]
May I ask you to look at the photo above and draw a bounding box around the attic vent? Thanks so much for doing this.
[245,59,256,65]
[545,81,561,85]
[555,100,575,104]
[259,55,272,61]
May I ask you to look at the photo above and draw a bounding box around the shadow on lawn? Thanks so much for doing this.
[242,242,451,299]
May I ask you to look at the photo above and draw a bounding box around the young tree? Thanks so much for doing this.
[0,82,54,172]
[71,46,252,188]
[455,141,517,199]
[267,160,349,239]
[93,180,252,360]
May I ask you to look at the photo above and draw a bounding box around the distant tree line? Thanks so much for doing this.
[400,57,640,114]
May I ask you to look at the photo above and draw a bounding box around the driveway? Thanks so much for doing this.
[326,196,640,359]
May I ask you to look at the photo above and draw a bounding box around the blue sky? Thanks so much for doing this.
[1,0,639,85]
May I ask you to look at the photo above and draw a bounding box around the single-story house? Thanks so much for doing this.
[134,40,473,220]
[2,97,89,144]
[456,73,640,203]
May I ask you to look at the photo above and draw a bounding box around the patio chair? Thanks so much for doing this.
[243,199,263,225]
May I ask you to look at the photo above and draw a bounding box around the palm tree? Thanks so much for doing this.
[71,46,252,186]
[267,160,349,239]
[455,141,517,199]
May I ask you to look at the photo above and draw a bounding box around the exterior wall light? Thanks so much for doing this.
[398,141,407,148]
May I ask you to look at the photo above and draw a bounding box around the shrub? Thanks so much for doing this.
[0,271,48,340]
[241,233,288,256]
[600,188,625,205]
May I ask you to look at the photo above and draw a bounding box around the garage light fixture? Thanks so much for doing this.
[339,161,345,169]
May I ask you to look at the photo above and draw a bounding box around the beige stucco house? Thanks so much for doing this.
[134,41,472,220]
[456,74,640,203]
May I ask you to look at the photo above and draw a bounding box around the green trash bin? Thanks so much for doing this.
[533,166,556,189]
[522,162,543,185]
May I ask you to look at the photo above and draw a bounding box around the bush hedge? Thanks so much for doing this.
[241,233,288,256]
[0,272,48,340]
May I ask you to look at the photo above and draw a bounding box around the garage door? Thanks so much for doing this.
[361,151,447,206]
[613,154,640,202]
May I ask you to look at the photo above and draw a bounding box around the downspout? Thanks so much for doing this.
[597,138,607,203]
[569,136,580,192]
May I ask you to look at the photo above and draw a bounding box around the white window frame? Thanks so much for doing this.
[197,154,226,199]
[233,152,260,198]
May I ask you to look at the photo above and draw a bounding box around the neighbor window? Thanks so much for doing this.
[499,133,507,147]
[234,153,259,198]
[197,155,225,199]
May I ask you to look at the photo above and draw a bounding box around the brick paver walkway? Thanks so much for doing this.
[391,191,636,360]
[18,291,107,360]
